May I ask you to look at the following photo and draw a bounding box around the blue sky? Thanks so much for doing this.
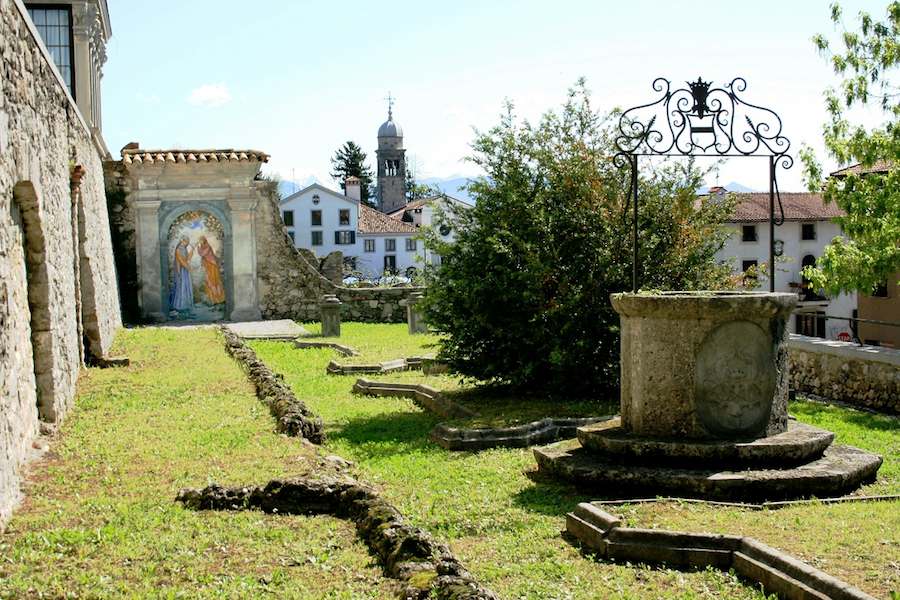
[101,0,890,192]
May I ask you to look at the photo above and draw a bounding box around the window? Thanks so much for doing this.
[287,231,295,243]
[741,225,758,242]
[311,231,323,246]
[282,210,294,227]
[405,238,416,251]
[741,259,758,287]
[801,223,817,241]
[339,209,350,226]
[311,210,322,226]
[27,6,74,97]
[364,239,375,252]
[872,281,888,297]
[385,238,396,252]
[312,194,320,205]
[384,255,397,273]
[335,231,355,245]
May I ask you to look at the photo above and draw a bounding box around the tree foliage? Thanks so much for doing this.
[801,1,899,296]
[422,83,735,396]
[330,141,376,207]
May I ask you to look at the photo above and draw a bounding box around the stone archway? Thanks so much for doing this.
[12,181,57,422]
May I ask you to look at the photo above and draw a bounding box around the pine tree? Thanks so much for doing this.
[330,141,375,207]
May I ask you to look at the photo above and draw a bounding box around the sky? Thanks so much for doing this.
[101,0,891,193]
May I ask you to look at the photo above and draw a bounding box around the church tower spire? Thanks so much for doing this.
[376,93,407,214]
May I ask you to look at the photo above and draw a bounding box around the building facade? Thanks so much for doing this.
[280,179,420,279]
[714,191,856,341]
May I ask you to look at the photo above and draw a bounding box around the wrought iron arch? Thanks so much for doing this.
[614,77,793,292]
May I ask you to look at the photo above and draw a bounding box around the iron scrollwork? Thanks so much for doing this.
[613,77,793,170]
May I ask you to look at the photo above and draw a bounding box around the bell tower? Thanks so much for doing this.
[376,94,407,213]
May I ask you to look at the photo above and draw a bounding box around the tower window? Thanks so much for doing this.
[27,6,75,98]
[339,209,350,226]
[311,210,322,226]
[311,231,323,246]
[282,210,294,227]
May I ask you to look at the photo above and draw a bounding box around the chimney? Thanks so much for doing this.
[345,176,361,202]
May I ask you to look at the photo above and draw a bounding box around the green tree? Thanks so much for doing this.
[330,141,376,207]
[422,82,735,396]
[801,2,899,296]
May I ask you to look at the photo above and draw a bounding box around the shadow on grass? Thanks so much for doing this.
[791,400,900,433]
[327,410,444,460]
[512,471,592,517]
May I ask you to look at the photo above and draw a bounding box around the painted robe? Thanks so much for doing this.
[171,242,194,311]
[197,237,225,305]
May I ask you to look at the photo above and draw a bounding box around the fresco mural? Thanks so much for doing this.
[166,211,227,321]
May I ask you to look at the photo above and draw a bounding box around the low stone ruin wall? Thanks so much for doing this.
[177,475,498,599]
[254,191,424,323]
[220,327,325,443]
[788,334,900,414]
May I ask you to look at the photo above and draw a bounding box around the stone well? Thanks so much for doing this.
[534,291,883,501]
[614,291,796,440]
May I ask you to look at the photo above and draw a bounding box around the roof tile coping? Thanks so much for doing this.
[121,148,270,165]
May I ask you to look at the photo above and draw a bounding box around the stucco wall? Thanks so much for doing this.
[256,189,422,323]
[788,334,899,414]
[0,0,121,528]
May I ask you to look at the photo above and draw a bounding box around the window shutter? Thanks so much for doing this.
[334,231,340,244]
[350,231,356,244]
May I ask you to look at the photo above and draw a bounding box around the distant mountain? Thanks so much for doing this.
[277,175,324,198]
[696,181,757,194]
[420,176,476,203]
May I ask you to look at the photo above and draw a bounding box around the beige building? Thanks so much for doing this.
[858,271,900,348]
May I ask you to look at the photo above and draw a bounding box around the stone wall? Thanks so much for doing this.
[254,188,422,323]
[0,0,121,528]
[788,334,900,414]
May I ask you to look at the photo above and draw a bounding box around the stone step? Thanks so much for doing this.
[533,440,882,502]
[577,418,835,468]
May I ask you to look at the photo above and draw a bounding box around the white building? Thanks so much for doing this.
[279,178,420,279]
[389,194,473,266]
[714,190,856,341]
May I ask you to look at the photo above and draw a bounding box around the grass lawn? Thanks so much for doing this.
[0,327,393,599]
[253,324,777,599]
[254,322,900,600]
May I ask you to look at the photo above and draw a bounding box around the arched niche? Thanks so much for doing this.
[12,181,58,421]
[158,202,233,322]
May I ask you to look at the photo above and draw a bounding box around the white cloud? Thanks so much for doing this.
[187,83,231,107]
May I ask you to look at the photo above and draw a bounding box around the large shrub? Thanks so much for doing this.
[422,83,735,397]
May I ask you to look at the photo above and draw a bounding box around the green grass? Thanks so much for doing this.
[0,327,393,599]
[252,324,779,599]
[4,323,896,599]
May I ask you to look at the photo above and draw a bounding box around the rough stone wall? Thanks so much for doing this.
[788,335,900,414]
[103,159,140,322]
[254,188,422,323]
[0,0,121,527]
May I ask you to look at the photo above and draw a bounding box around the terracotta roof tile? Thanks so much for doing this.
[829,160,893,177]
[358,204,418,234]
[725,192,845,222]
[121,148,269,165]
